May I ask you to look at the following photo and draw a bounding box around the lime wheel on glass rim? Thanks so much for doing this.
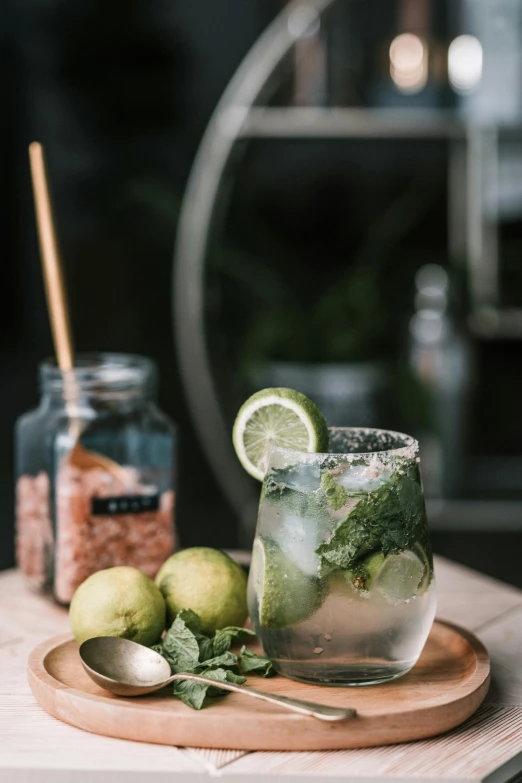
[232,387,329,481]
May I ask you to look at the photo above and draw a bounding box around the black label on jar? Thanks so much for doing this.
[91,494,160,516]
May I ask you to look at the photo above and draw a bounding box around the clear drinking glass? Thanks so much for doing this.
[248,427,436,686]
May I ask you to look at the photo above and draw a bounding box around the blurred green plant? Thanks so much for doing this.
[223,171,444,377]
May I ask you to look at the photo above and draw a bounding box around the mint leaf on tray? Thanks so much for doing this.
[162,615,200,669]
[177,609,203,634]
[173,668,230,709]
[152,611,270,709]
[195,634,214,663]
[225,670,247,685]
[239,646,275,677]
[193,652,238,670]
[173,678,208,710]
[213,626,256,657]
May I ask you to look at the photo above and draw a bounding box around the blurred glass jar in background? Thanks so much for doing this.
[408,265,474,498]
[15,353,177,603]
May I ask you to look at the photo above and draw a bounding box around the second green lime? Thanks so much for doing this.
[155,547,248,634]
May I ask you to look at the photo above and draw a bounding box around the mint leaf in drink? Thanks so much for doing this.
[177,609,203,634]
[316,513,379,571]
[265,469,328,519]
[316,472,426,571]
[212,626,255,656]
[163,615,200,668]
[239,646,275,677]
[321,472,347,511]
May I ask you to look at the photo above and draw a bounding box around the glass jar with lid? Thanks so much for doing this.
[15,353,177,603]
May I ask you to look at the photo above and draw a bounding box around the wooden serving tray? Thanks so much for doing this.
[27,620,490,751]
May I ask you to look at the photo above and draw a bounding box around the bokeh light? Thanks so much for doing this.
[448,35,483,93]
[389,33,427,94]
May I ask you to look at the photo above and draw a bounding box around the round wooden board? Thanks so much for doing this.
[27,620,490,751]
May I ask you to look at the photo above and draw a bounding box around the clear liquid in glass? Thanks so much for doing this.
[248,428,437,685]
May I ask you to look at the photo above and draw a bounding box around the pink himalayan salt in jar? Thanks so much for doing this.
[15,353,177,603]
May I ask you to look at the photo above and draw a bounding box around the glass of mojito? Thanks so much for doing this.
[233,389,436,686]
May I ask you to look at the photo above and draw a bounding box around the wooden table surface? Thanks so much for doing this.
[2,557,522,783]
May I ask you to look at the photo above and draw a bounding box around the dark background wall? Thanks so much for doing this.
[0,0,282,569]
[2,0,522,583]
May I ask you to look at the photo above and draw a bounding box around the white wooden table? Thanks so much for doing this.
[2,557,522,782]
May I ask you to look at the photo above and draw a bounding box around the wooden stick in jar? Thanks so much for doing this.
[28,142,75,371]
[28,142,128,481]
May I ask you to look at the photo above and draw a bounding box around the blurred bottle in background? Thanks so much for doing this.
[408,264,474,498]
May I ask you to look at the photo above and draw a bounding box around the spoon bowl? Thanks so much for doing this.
[79,636,356,721]
[80,637,173,696]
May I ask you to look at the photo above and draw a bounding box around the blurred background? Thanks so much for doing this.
[2,0,522,583]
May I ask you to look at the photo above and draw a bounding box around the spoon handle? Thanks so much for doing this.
[169,673,356,722]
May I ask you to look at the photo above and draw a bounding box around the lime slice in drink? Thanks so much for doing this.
[413,542,432,595]
[232,388,329,481]
[373,548,428,602]
[345,550,386,591]
[250,537,324,629]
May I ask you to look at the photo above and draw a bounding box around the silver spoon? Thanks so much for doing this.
[79,637,356,722]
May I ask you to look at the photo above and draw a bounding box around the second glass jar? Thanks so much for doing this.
[15,353,177,603]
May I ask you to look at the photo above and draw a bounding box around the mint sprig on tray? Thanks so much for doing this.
[151,610,274,710]
[238,645,275,677]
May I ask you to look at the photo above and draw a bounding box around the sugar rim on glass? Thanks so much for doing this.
[267,426,418,466]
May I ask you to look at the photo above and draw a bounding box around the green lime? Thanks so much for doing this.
[345,550,386,591]
[155,548,248,634]
[232,387,329,481]
[250,536,324,630]
[69,566,166,646]
[373,548,428,601]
